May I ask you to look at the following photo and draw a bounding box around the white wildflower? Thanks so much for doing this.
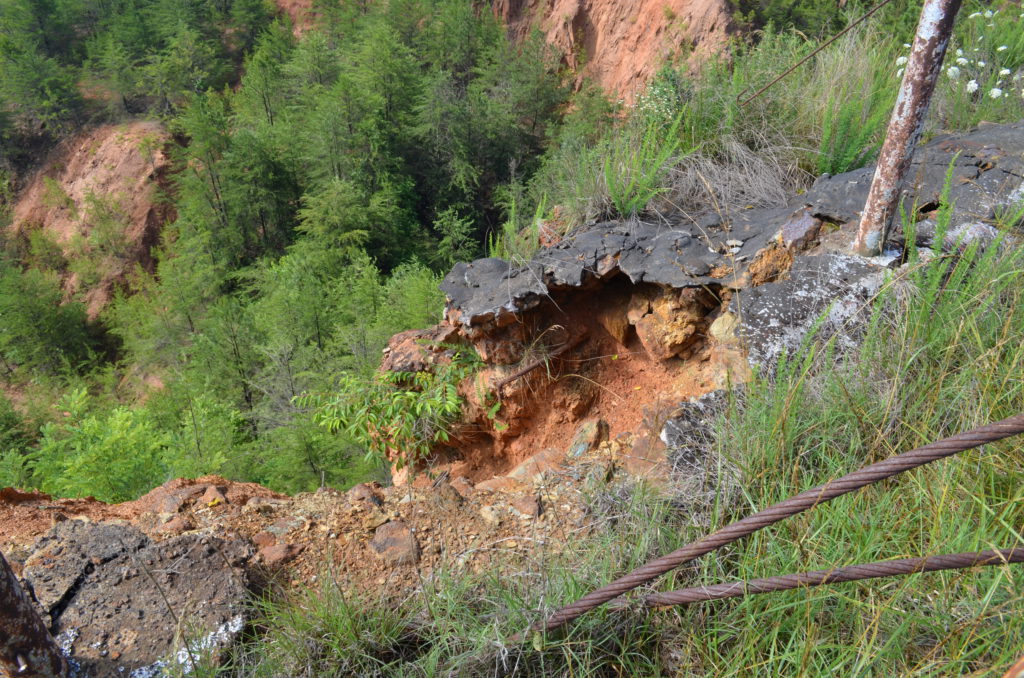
[978,61,986,67]
[967,79,979,93]
[988,87,1003,98]
[984,9,993,18]
[1000,68,1011,76]
[896,56,908,66]
[956,48,963,56]
[956,57,969,65]
[947,66,961,78]
[903,43,911,49]
[997,45,1008,52]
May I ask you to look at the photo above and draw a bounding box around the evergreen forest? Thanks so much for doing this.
[1,0,1022,502]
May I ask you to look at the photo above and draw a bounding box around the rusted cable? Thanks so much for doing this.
[1005,653,1024,678]
[529,412,1024,634]
[643,548,1023,607]
[737,0,898,106]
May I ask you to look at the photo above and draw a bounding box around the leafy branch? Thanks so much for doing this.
[297,348,482,468]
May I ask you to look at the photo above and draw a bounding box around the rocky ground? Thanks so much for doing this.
[1,121,1021,675]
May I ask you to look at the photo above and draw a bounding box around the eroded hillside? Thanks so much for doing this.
[494,0,734,100]
[273,0,734,98]
[8,122,173,318]
[2,121,1021,674]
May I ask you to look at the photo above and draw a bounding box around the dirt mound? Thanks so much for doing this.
[0,465,621,670]
[9,121,174,318]
[494,0,735,102]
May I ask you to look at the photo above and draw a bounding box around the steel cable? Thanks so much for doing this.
[530,412,1024,634]
[643,548,1024,607]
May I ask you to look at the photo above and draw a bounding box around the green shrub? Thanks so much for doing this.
[0,262,96,374]
[299,348,481,469]
[32,389,169,502]
[603,115,684,219]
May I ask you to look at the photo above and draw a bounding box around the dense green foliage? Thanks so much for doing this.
[1,1,569,499]
[2,0,1023,504]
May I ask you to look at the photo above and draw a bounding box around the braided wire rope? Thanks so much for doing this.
[530,413,1024,634]
[643,548,1024,607]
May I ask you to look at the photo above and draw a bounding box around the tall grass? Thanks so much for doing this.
[504,0,1024,261]
[218,235,1024,676]
[693,238,1024,674]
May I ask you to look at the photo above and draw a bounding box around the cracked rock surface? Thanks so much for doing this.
[737,254,887,368]
[20,520,252,677]
[798,121,1024,228]
[442,122,1023,332]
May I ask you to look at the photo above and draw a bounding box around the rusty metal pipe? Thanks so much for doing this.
[0,551,68,678]
[854,0,962,256]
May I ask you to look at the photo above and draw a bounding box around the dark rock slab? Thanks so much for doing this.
[442,258,547,328]
[799,121,1024,227]
[442,211,786,329]
[23,520,148,625]
[737,254,886,368]
[21,521,253,676]
[438,122,1023,338]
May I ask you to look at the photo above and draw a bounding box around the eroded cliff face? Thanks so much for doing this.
[8,121,173,318]
[269,0,735,99]
[381,120,1024,489]
[493,0,735,101]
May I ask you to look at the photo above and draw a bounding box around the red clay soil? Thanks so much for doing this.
[0,477,283,553]
[9,121,174,318]
[431,279,749,483]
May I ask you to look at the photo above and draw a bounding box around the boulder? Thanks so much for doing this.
[21,520,252,676]
[369,521,420,566]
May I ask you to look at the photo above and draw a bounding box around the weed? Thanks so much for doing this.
[298,347,482,469]
[602,114,684,219]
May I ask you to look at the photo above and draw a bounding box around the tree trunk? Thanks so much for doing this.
[0,551,68,678]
